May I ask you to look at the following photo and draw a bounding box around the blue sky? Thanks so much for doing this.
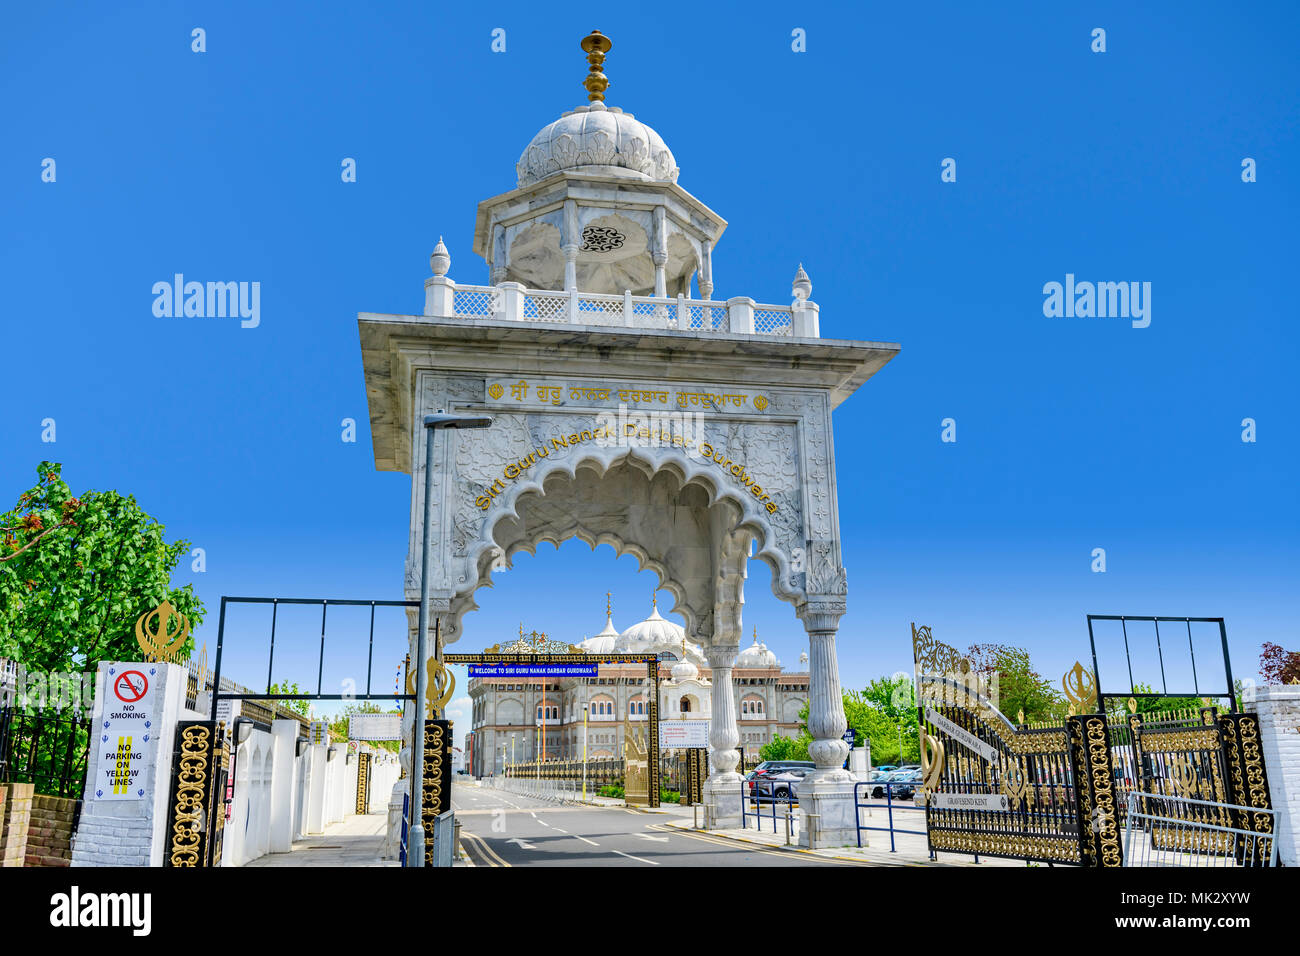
[3,2,1296,733]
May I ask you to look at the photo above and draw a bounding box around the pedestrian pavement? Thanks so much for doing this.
[243,813,397,867]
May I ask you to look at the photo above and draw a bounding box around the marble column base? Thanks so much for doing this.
[380,779,409,860]
[703,773,744,829]
[797,777,861,849]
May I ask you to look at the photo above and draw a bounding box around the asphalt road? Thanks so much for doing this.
[451,782,849,867]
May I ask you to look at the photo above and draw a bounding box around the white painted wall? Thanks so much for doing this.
[221,736,399,866]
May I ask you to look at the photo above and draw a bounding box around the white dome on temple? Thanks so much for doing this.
[612,596,707,668]
[670,656,700,682]
[615,601,684,653]
[515,102,679,189]
[736,632,779,668]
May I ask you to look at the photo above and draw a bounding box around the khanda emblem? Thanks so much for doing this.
[919,730,945,794]
[407,656,456,715]
[1169,754,1197,797]
[1062,661,1098,713]
[1001,758,1031,810]
[134,600,192,664]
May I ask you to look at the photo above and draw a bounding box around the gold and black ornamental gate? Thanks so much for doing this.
[164,720,230,867]
[913,625,1123,866]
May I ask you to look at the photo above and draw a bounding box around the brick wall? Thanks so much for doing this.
[24,794,77,867]
[0,781,33,866]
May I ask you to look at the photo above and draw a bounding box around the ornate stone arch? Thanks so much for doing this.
[443,439,808,648]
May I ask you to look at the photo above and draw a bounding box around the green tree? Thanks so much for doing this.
[0,462,203,674]
[966,643,1064,723]
[759,733,809,762]
[1105,682,1209,719]
[268,680,310,717]
[760,677,923,767]
[851,676,920,764]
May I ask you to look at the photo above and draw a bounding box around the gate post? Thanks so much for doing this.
[163,719,230,867]
[421,719,453,867]
[356,752,372,815]
[1219,710,1276,865]
[1067,713,1124,868]
[72,661,205,867]
[647,660,661,808]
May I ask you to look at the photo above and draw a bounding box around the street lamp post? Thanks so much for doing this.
[582,702,589,801]
[407,410,491,869]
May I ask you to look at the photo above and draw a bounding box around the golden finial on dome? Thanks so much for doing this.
[580,29,612,103]
[651,589,657,610]
[606,591,612,618]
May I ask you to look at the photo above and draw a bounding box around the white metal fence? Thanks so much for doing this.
[1122,791,1277,867]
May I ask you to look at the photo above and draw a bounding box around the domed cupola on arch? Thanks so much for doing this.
[473,30,724,298]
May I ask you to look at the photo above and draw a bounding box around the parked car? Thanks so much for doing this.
[747,760,816,794]
[755,767,813,800]
[866,769,894,798]
[874,764,899,774]
[889,768,923,800]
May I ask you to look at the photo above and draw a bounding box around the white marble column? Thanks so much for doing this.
[699,239,714,300]
[797,602,857,848]
[803,609,850,778]
[562,199,579,292]
[703,644,742,828]
[652,205,668,299]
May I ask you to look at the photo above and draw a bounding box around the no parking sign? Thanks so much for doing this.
[95,664,160,801]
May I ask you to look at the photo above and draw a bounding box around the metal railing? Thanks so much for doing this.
[1122,792,1277,867]
[854,780,934,857]
[0,705,91,799]
[435,281,800,337]
[741,787,798,844]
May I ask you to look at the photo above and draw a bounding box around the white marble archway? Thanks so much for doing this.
[402,414,852,832]
[361,307,892,846]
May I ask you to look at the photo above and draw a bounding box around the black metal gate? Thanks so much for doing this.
[913,624,1123,867]
[163,720,229,867]
[919,700,1123,865]
[1130,707,1274,865]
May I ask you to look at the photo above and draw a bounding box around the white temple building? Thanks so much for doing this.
[466,597,810,777]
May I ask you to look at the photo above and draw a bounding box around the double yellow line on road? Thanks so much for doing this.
[459,829,511,867]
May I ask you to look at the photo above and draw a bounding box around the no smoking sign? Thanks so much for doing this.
[114,670,148,703]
